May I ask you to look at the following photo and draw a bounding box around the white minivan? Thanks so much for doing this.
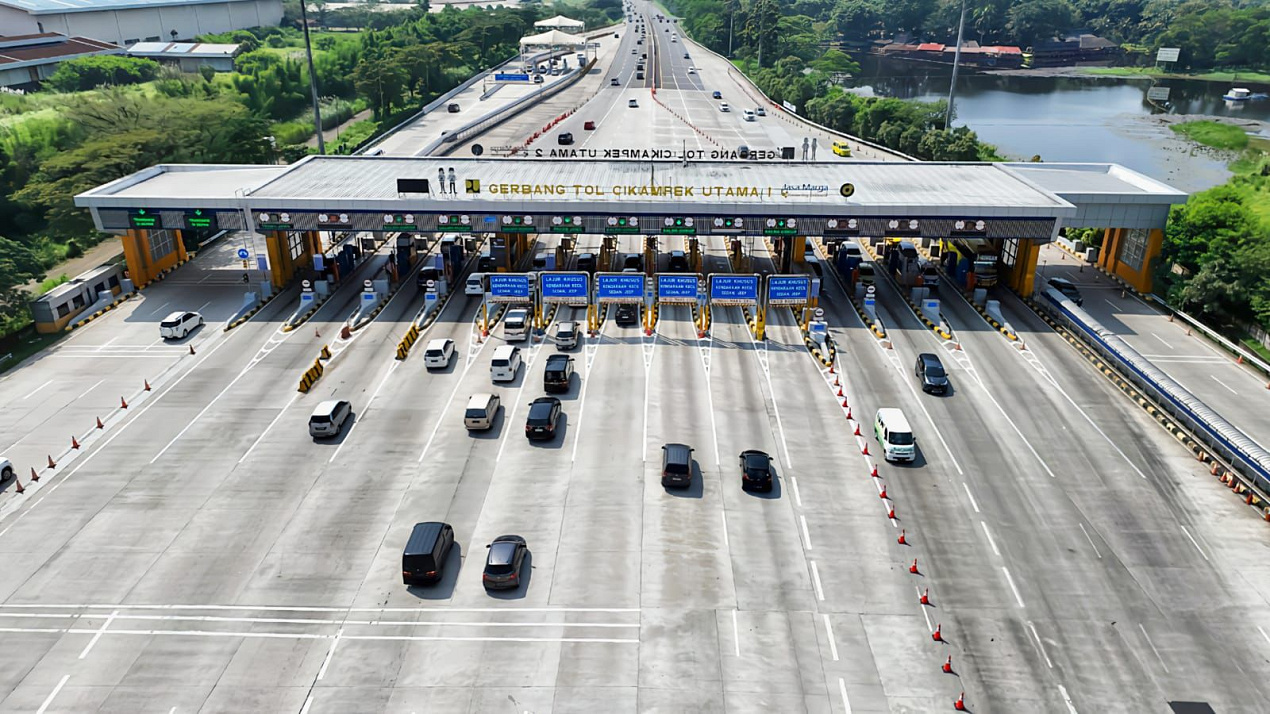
[464,393,501,430]
[466,273,485,296]
[423,338,454,369]
[874,408,916,462]
[490,345,522,382]
[159,311,203,340]
[503,308,531,341]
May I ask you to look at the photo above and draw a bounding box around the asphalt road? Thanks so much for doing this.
[1,4,1269,713]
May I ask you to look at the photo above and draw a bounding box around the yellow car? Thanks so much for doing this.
[832,140,852,157]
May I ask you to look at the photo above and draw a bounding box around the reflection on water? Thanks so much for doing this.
[844,57,1268,192]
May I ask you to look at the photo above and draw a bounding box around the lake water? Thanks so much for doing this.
[844,57,1270,193]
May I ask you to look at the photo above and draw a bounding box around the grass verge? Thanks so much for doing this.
[1170,120,1249,151]
[1081,67,1270,84]
[0,331,65,376]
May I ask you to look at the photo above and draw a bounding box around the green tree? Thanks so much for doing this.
[353,52,409,117]
[0,236,44,330]
[1007,0,1078,47]
[46,55,161,92]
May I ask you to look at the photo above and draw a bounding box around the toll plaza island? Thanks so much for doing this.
[76,156,1185,335]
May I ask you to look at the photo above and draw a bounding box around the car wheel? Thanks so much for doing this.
[1,467,12,482]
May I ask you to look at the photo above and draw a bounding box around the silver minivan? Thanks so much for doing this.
[423,338,454,369]
[490,345,522,383]
[464,393,501,430]
[503,308,531,342]
[309,400,352,438]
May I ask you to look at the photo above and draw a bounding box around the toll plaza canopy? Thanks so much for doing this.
[76,155,1187,241]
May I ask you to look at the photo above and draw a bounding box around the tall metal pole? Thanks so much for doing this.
[299,0,325,154]
[944,0,967,130]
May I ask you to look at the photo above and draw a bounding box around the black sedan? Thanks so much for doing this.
[739,449,774,492]
[525,396,562,440]
[483,535,528,590]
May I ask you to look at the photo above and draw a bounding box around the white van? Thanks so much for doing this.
[423,338,454,369]
[873,408,915,462]
[503,308,531,341]
[159,311,203,340]
[309,400,352,439]
[490,346,522,382]
[743,109,756,122]
[464,393,501,430]
[466,273,485,296]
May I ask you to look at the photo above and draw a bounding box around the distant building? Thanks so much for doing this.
[127,40,240,72]
[1028,33,1121,68]
[877,40,1023,69]
[0,0,283,48]
[0,32,120,88]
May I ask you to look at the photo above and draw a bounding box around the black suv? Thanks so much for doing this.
[558,132,574,145]
[668,250,689,272]
[1047,277,1084,306]
[577,252,596,273]
[623,253,643,270]
[739,450,773,492]
[543,354,574,393]
[525,396,562,440]
[915,353,949,395]
[615,304,639,326]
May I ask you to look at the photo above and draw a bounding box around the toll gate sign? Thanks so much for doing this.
[596,273,645,304]
[488,273,531,303]
[709,274,759,306]
[656,274,699,304]
[540,272,589,305]
[767,275,811,306]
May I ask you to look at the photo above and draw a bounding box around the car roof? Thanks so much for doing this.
[426,338,451,349]
[492,345,518,358]
[546,353,571,363]
[918,353,942,365]
[1049,277,1076,288]
[876,407,912,431]
[531,396,559,405]
[467,393,495,407]
[487,540,518,564]
[162,311,186,321]
[313,399,343,415]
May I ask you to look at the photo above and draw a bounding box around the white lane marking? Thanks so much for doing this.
[148,332,260,463]
[1057,684,1079,714]
[641,329,657,462]
[0,612,640,628]
[147,300,170,316]
[299,695,314,714]
[316,627,343,680]
[698,329,721,466]
[74,378,105,402]
[0,626,638,644]
[195,299,213,314]
[418,353,483,463]
[916,587,933,631]
[732,610,741,657]
[1259,626,1270,646]
[1180,525,1209,561]
[36,674,69,714]
[789,476,802,507]
[980,521,1001,557]
[743,313,792,469]
[0,603,640,613]
[570,330,602,463]
[720,510,729,547]
[800,515,812,550]
[1078,523,1102,559]
[1151,333,1172,349]
[838,677,852,714]
[495,339,544,463]
[810,561,825,601]
[77,609,117,659]
[23,379,53,399]
[94,336,119,351]
[822,614,839,661]
[1138,622,1169,673]
[1103,299,1120,311]
[239,393,299,463]
[1027,620,1052,667]
[962,482,980,513]
[1211,375,1238,394]
[1002,566,1025,608]
[328,361,400,464]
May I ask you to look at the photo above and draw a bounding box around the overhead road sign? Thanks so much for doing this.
[128,208,158,228]
[709,274,759,306]
[656,274,700,304]
[495,73,531,82]
[596,272,645,304]
[488,274,531,303]
[766,275,811,306]
[540,272,589,305]
[184,208,216,230]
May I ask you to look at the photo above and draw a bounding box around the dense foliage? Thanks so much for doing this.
[669,0,1270,72]
[46,55,161,92]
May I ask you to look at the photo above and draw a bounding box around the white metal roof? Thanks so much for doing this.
[127,42,240,58]
[0,0,257,14]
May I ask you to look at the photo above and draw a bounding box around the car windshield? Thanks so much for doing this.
[464,408,486,419]
[925,364,945,378]
[528,403,554,422]
[743,453,768,470]
[425,349,443,357]
[160,320,180,328]
[492,359,509,367]
[310,415,331,424]
[889,432,915,445]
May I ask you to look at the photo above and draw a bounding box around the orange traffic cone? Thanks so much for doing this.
[837,385,844,397]
[71,435,80,450]
[120,396,129,409]
[910,558,920,574]
[854,423,861,436]
[932,624,943,642]
[189,344,196,355]
[13,478,23,494]
[887,505,896,520]
[879,486,888,500]
[871,463,879,478]
[30,468,39,483]
[897,529,907,545]
[829,364,835,375]
[144,379,152,391]
[954,692,966,711]
[920,588,930,605]
[47,455,56,469]
[943,656,953,674]
[96,417,104,429]
[862,443,870,456]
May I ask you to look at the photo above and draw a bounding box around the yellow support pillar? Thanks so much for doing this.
[119,229,153,286]
[754,305,766,340]
[791,235,807,264]
[1007,240,1041,295]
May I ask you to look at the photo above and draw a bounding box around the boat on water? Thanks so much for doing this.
[1223,87,1268,101]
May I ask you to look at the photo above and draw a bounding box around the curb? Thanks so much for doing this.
[226,290,281,331]
[861,239,951,340]
[133,256,194,290]
[396,323,421,360]
[66,291,135,331]
[296,353,326,393]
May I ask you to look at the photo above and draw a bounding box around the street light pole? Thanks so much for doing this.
[944,0,967,130]
[299,0,325,154]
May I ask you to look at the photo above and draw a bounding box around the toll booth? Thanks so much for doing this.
[643,237,657,275]
[394,233,416,276]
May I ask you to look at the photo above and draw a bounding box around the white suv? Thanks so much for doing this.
[159,311,203,339]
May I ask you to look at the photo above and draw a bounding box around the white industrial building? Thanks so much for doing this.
[0,0,282,48]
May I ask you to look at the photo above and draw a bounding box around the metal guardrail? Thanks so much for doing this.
[1144,294,1270,380]
[1040,288,1270,493]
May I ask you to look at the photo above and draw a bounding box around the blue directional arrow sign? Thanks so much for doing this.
[237,248,250,260]
[656,274,699,304]
[487,273,531,303]
[709,274,759,305]
[539,272,589,305]
[596,273,645,304]
[766,275,812,306]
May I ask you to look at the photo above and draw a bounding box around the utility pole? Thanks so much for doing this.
[944,0,967,130]
[299,0,325,154]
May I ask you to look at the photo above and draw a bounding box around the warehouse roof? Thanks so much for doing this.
[0,0,257,15]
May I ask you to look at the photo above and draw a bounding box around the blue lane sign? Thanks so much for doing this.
[709,274,759,305]
[488,273,531,303]
[237,248,250,259]
[596,273,645,304]
[657,274,699,304]
[494,73,530,82]
[540,272,589,305]
[767,275,812,306]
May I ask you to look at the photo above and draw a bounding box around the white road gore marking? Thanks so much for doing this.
[1079,523,1102,559]
[810,561,825,601]
[77,609,117,659]
[36,674,69,714]
[822,614,839,662]
[981,521,1001,557]
[1002,566,1025,608]
[1180,525,1209,561]
[1027,620,1053,668]
[1138,622,1169,674]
